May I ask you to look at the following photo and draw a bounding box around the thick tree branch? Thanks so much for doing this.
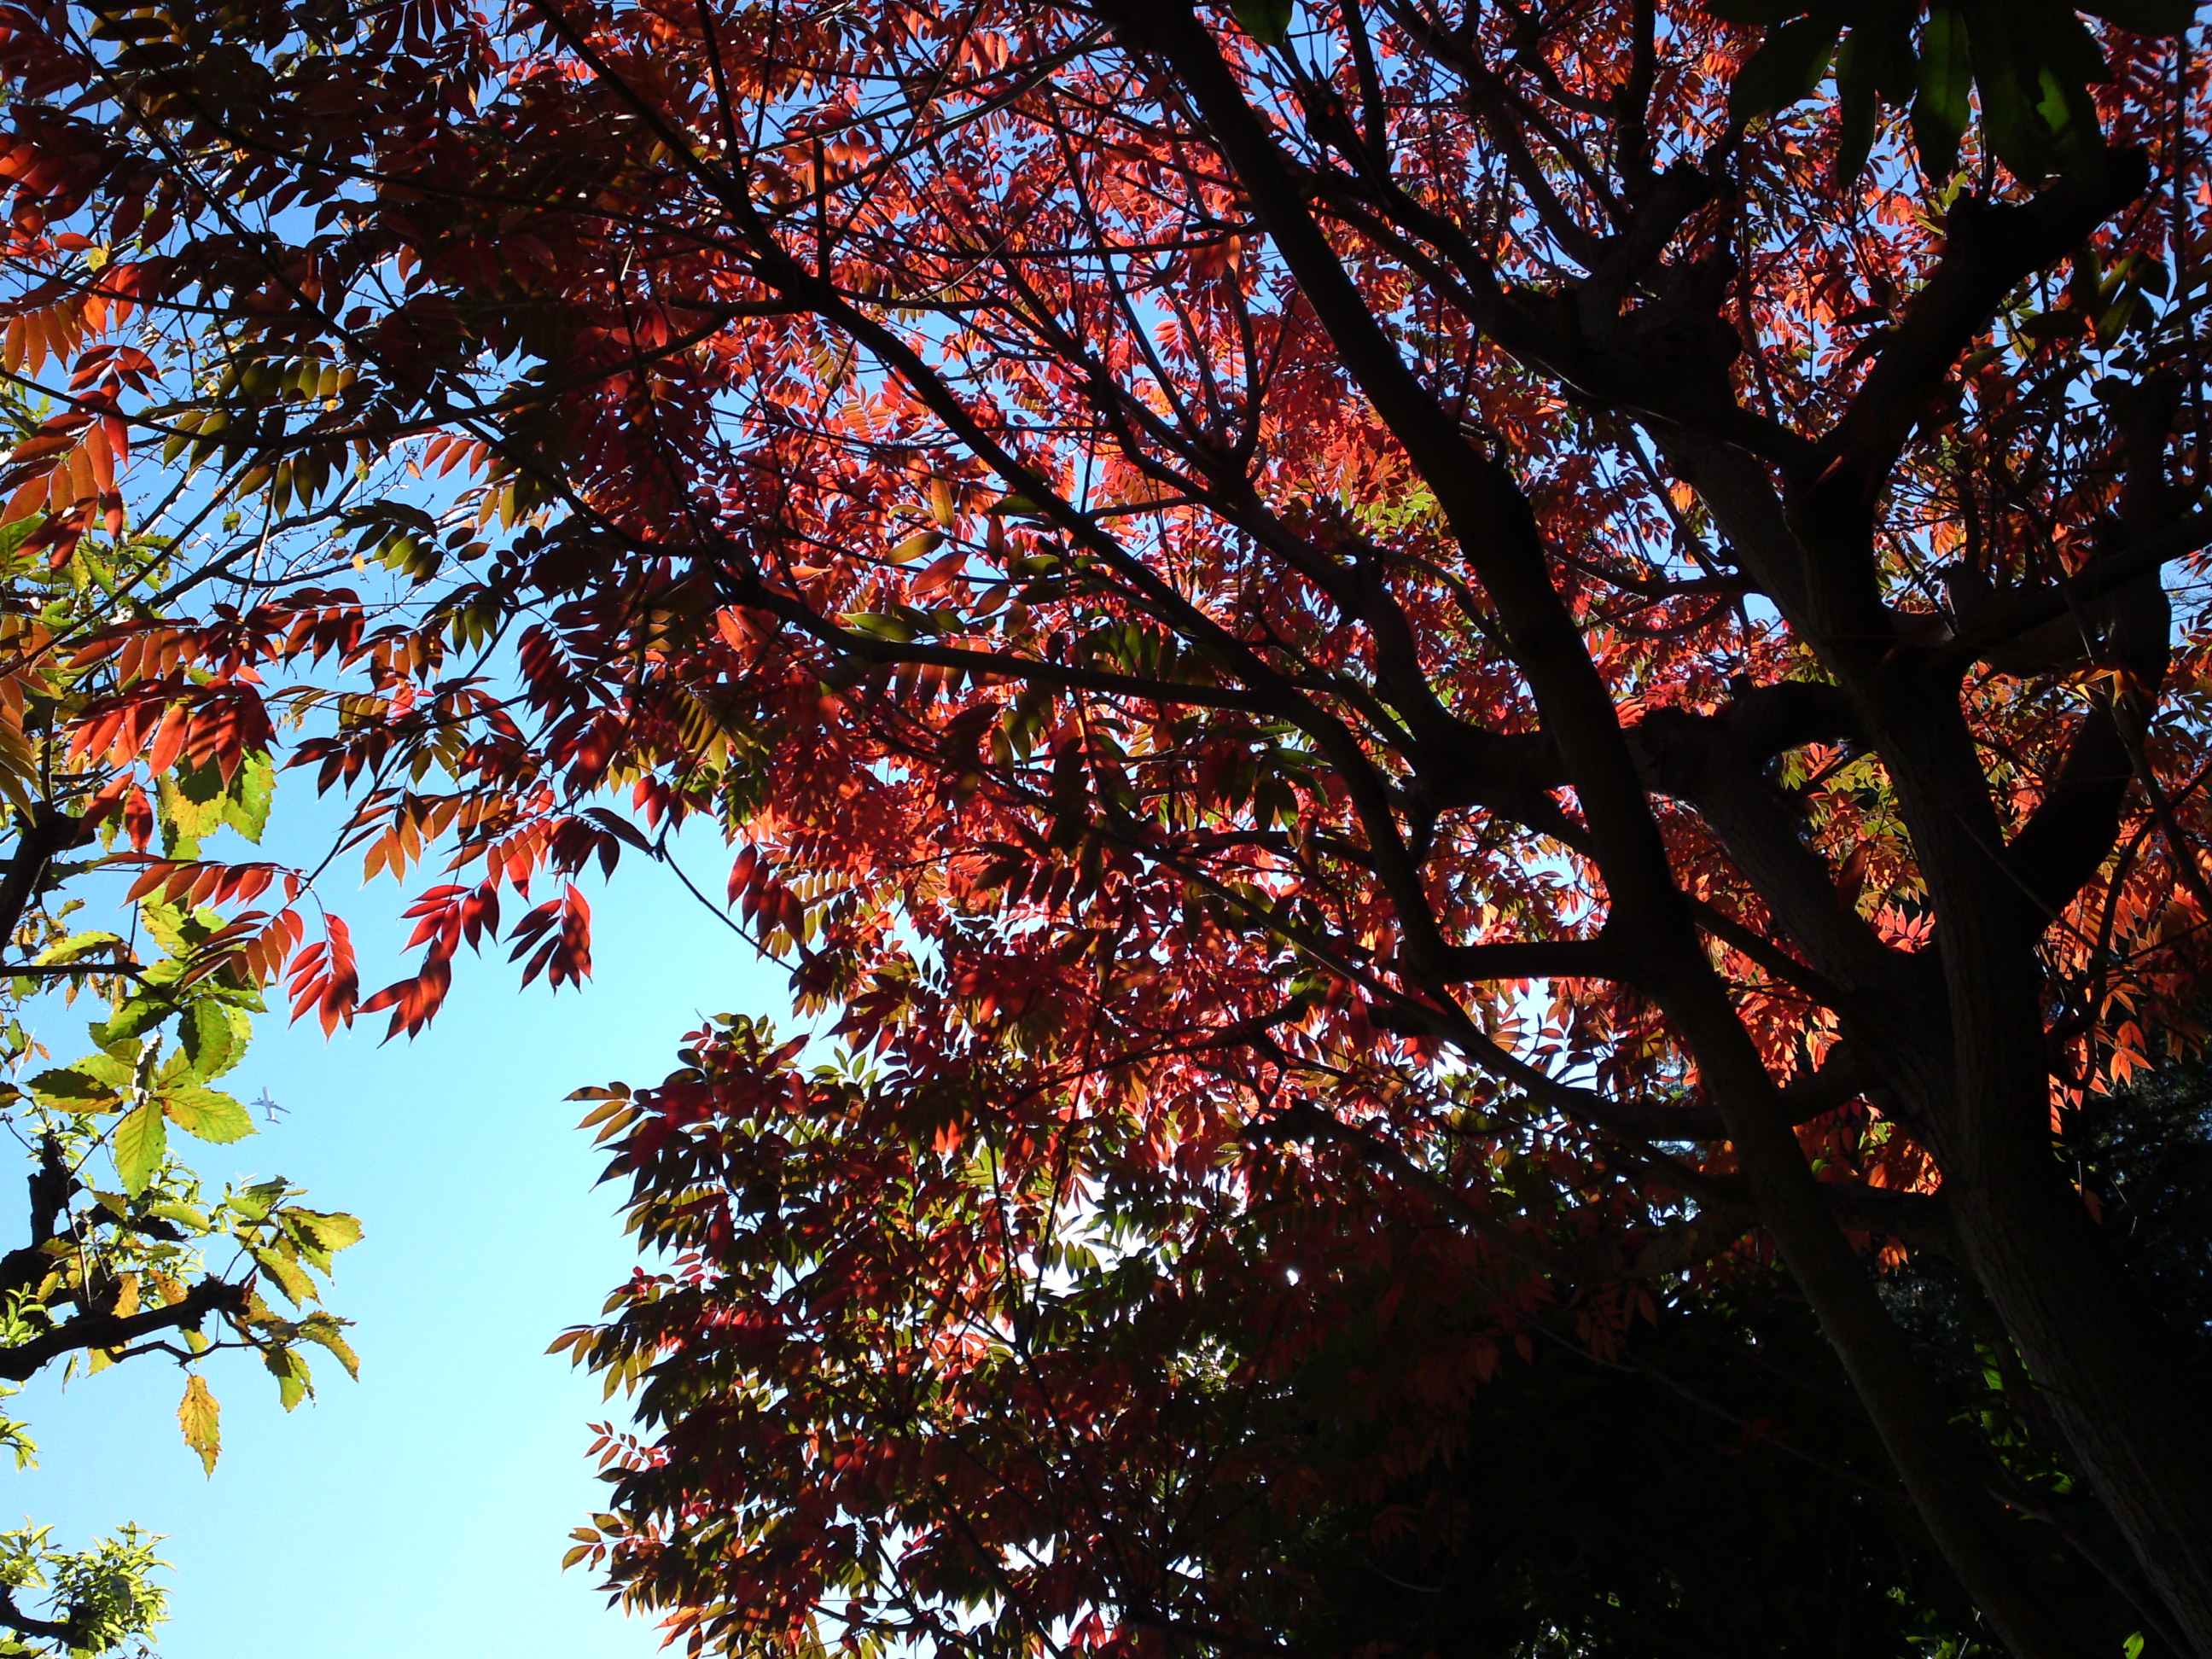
[2005,682,2164,926]
[1638,696,1924,1004]
[0,1138,76,1301]
[0,806,93,953]
[1633,1180,1954,1274]
[0,1277,247,1382]
[1797,156,2148,560]
[1936,509,2212,677]
[1997,377,2181,928]
[1432,934,1626,983]
[1552,1040,1870,1144]
[0,1586,89,1648]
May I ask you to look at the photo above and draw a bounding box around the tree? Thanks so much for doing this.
[1270,1061,2212,1658]
[0,0,2209,1650]
[568,1016,2039,1657]
[0,378,362,1651]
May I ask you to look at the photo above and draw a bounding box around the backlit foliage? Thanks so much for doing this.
[0,0,2207,1650]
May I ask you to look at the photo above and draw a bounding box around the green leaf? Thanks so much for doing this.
[1976,67,2046,178]
[89,1017,148,1062]
[280,1206,360,1272]
[2030,42,2104,165]
[844,606,925,643]
[1829,3,1914,183]
[1956,0,2104,179]
[113,1102,166,1196]
[138,900,223,959]
[228,1178,288,1222]
[155,748,275,849]
[1831,33,1883,186]
[84,1054,137,1088]
[1728,14,1843,122]
[1228,0,1294,46]
[155,762,222,859]
[162,1086,254,1144]
[285,1208,364,1257]
[298,1313,361,1382]
[1912,5,1971,178]
[264,1344,311,1411]
[31,931,127,969]
[178,1000,248,1081]
[178,1374,218,1476]
[884,528,944,564]
[26,1064,125,1109]
[98,990,182,1045]
[222,749,275,845]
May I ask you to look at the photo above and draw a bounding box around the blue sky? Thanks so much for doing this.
[7,797,792,1656]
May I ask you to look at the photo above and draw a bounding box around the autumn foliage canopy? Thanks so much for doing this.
[1,0,2211,1649]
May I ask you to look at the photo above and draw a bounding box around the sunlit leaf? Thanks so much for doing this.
[177,1375,218,1476]
[112,1102,166,1196]
[161,1086,253,1144]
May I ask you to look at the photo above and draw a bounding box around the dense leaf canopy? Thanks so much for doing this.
[0,0,2209,1650]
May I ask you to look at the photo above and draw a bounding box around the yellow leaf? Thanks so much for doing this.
[178,1375,219,1476]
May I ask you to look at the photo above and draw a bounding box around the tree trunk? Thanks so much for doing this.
[1879,695,2212,1655]
[1953,1134,2212,1654]
[1663,964,2110,1659]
